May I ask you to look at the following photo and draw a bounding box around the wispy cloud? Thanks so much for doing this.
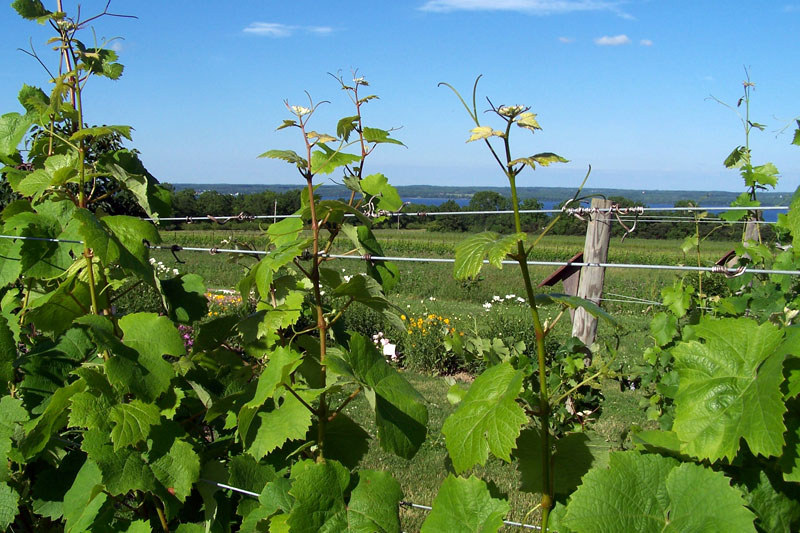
[419,0,626,16]
[243,22,334,37]
[594,34,630,46]
[639,38,653,46]
[558,36,575,43]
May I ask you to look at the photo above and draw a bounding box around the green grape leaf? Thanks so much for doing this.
[362,127,405,146]
[421,474,509,533]
[724,146,750,169]
[62,459,107,533]
[515,428,611,496]
[0,397,28,482]
[347,470,403,532]
[780,412,800,482]
[148,437,200,502]
[11,0,51,20]
[661,282,693,318]
[466,126,504,142]
[454,231,525,280]
[534,293,617,326]
[792,120,800,146]
[69,125,132,142]
[0,482,19,531]
[81,429,157,495]
[743,162,779,188]
[0,316,14,384]
[336,115,359,141]
[267,215,304,247]
[563,451,755,532]
[98,150,170,219]
[330,273,404,332]
[229,454,276,518]
[737,464,800,533]
[109,400,161,451]
[69,390,115,433]
[320,414,372,470]
[0,112,34,157]
[244,390,314,460]
[161,273,208,323]
[310,143,360,175]
[442,362,527,473]
[258,149,308,167]
[0,237,22,288]
[672,317,787,461]
[339,333,428,459]
[20,378,86,459]
[361,173,403,212]
[110,313,184,402]
[780,185,800,249]
[287,460,349,532]
[649,312,678,347]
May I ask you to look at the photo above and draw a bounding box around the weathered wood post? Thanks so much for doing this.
[572,198,613,346]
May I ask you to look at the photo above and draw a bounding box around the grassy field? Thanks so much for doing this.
[144,227,740,524]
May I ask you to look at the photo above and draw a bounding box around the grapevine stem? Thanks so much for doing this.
[507,144,553,530]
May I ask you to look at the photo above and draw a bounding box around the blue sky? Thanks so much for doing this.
[2,1,799,192]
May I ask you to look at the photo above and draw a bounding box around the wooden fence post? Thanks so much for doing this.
[572,198,613,346]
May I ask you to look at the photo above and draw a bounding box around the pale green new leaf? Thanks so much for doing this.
[336,115,359,141]
[724,146,750,169]
[672,317,787,461]
[109,400,161,451]
[563,451,755,533]
[454,232,525,280]
[515,112,541,131]
[531,152,569,166]
[442,362,527,473]
[781,185,800,249]
[421,474,509,533]
[466,126,504,142]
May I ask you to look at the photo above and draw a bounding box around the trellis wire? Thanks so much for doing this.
[198,479,541,530]
[146,204,789,223]
[2,234,799,276]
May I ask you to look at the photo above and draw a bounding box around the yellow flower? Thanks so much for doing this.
[444,318,450,324]
[408,329,413,334]
[401,315,406,321]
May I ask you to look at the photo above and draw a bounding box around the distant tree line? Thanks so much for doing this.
[159,187,774,241]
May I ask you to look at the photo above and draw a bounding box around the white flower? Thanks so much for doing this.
[149,257,156,264]
[505,294,516,299]
[353,76,365,83]
[428,296,436,301]
[492,295,502,302]
[290,105,311,117]
[382,343,396,358]
[517,297,526,303]
[483,302,492,310]
[344,275,353,282]
[498,105,524,117]
[173,269,180,276]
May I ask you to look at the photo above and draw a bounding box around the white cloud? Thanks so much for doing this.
[639,38,653,46]
[419,0,624,16]
[110,41,124,52]
[243,22,334,37]
[594,34,631,46]
[558,36,575,43]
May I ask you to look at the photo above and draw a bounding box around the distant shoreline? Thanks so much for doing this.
[167,183,793,207]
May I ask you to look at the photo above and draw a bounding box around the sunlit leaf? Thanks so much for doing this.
[454,231,525,280]
[421,474,509,533]
[466,126,504,142]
